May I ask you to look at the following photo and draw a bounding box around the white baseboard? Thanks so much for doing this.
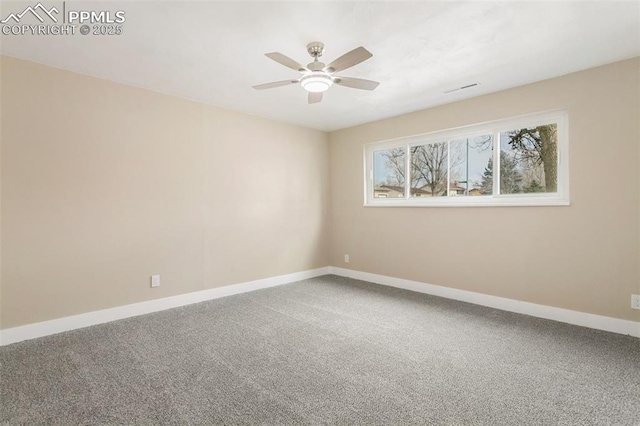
[0,267,331,346]
[3,266,637,346]
[329,267,640,338]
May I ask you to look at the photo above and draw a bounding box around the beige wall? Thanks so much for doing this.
[2,55,639,330]
[329,58,640,322]
[0,56,330,329]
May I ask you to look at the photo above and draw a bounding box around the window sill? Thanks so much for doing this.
[364,196,570,208]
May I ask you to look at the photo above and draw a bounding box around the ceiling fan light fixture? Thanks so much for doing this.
[301,73,333,93]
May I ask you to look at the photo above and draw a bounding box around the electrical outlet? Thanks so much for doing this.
[151,275,160,288]
[344,254,350,263]
[632,294,640,310]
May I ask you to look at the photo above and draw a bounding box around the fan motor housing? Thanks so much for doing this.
[307,61,325,72]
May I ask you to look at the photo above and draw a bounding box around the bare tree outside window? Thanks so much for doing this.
[373,148,405,198]
[473,124,558,194]
[410,142,459,196]
[506,124,557,192]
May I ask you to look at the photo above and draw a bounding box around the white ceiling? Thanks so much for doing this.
[1,1,639,131]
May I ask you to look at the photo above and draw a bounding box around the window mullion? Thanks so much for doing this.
[405,144,410,200]
[369,156,374,203]
[446,141,451,197]
[493,130,500,196]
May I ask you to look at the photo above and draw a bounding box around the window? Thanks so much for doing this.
[364,110,569,207]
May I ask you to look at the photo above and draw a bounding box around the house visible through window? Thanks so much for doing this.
[365,110,569,207]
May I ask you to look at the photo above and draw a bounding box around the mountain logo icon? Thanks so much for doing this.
[1,3,59,24]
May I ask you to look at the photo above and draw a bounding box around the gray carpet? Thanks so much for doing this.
[1,275,639,425]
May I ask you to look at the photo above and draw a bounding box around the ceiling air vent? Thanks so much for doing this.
[444,83,480,94]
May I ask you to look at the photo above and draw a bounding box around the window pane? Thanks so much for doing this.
[499,124,558,194]
[410,142,448,197]
[450,135,493,196]
[373,148,405,198]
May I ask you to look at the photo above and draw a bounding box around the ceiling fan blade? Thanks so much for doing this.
[252,80,299,90]
[308,92,323,104]
[334,76,379,91]
[324,47,372,73]
[265,52,308,72]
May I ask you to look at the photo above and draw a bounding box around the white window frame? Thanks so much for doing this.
[364,110,569,207]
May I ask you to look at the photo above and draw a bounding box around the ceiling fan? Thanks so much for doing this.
[252,41,380,104]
